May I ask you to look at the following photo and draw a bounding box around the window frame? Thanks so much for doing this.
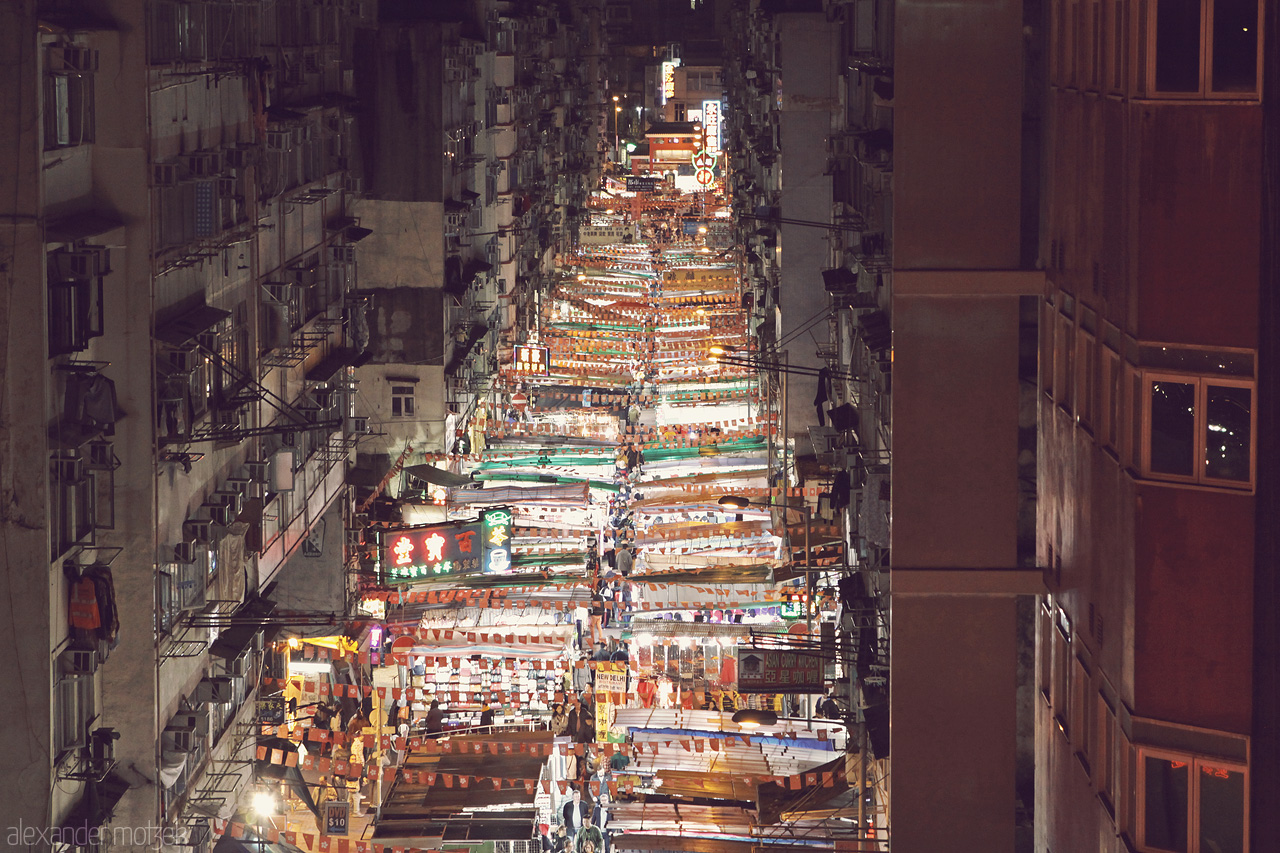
[1051,611,1072,738]
[1037,600,1054,704]
[391,385,416,418]
[1071,654,1093,769]
[1078,330,1098,430]
[1135,746,1249,853]
[43,65,95,150]
[1096,692,1118,814]
[1055,312,1076,413]
[1139,371,1255,488]
[1142,0,1264,99]
[54,665,96,760]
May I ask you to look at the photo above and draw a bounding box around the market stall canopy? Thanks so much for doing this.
[403,464,473,488]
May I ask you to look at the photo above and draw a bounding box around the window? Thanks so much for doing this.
[1037,601,1054,702]
[1101,348,1123,450]
[1146,0,1262,97]
[1051,611,1072,737]
[44,46,96,149]
[51,455,98,560]
[1137,748,1247,853]
[54,661,96,758]
[1106,0,1129,92]
[1142,374,1254,487]
[47,249,106,356]
[1041,301,1056,398]
[1055,313,1075,411]
[1096,694,1118,812]
[1071,655,1092,767]
[1078,331,1097,429]
[391,386,416,417]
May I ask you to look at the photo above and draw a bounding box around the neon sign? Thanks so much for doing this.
[383,523,481,581]
[482,508,514,575]
[514,344,550,376]
[701,100,721,158]
[662,62,676,101]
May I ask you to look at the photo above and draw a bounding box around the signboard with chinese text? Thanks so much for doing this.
[702,100,722,157]
[735,647,825,693]
[661,61,676,100]
[382,522,483,582]
[595,663,627,743]
[626,176,662,193]
[514,345,550,376]
[481,508,513,574]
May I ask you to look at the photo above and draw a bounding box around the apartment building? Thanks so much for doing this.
[1036,1,1269,851]
[351,1,604,489]
[1,0,368,847]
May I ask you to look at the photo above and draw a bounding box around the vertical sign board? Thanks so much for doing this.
[701,100,721,157]
[735,648,825,693]
[323,801,350,836]
[383,522,483,581]
[595,662,628,743]
[481,508,514,574]
[661,61,676,102]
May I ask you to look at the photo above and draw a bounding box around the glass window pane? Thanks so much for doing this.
[1143,756,1189,852]
[1204,385,1251,480]
[1155,0,1202,92]
[1211,0,1258,92]
[1199,765,1245,853]
[1149,381,1196,476]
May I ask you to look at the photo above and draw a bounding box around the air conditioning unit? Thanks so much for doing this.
[225,654,251,678]
[330,244,355,264]
[346,416,370,435]
[224,476,252,495]
[214,408,244,431]
[154,162,178,187]
[164,717,196,752]
[84,441,114,471]
[66,248,108,279]
[50,46,99,73]
[223,145,256,169]
[261,281,294,304]
[183,518,213,543]
[168,346,201,374]
[184,151,222,177]
[244,461,269,483]
[195,676,234,703]
[206,503,234,526]
[61,648,98,676]
[172,540,199,564]
[53,456,85,484]
[266,129,292,151]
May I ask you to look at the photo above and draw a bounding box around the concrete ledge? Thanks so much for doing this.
[893,269,1045,296]
[891,568,1046,596]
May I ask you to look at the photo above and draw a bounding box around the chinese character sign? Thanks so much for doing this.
[735,647,825,693]
[382,523,483,582]
[482,508,514,575]
[514,345,550,376]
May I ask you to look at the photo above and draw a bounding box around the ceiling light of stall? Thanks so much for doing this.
[288,660,333,674]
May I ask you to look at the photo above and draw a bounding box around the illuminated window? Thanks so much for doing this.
[1141,373,1254,487]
